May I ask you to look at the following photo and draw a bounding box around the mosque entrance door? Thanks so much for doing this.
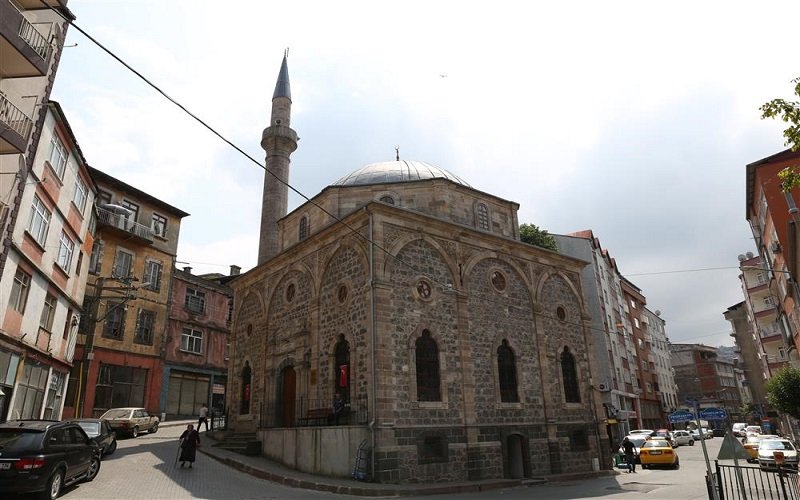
[505,433,527,479]
[281,366,296,426]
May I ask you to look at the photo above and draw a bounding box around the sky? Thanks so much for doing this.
[50,0,799,348]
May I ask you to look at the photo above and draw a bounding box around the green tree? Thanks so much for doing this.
[519,223,558,251]
[765,366,800,420]
[760,77,800,191]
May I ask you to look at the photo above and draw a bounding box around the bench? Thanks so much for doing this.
[298,407,333,426]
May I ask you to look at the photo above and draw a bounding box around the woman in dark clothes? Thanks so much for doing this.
[179,423,201,468]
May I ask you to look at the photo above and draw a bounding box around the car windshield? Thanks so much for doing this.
[761,441,795,451]
[101,409,132,419]
[0,429,44,452]
[77,422,101,437]
[629,437,647,447]
[644,440,670,448]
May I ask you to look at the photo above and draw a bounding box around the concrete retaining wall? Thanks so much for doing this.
[258,426,370,478]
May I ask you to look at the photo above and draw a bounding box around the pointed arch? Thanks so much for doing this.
[461,252,531,293]
[534,270,583,309]
[383,234,459,287]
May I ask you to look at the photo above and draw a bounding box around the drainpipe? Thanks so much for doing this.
[367,208,377,481]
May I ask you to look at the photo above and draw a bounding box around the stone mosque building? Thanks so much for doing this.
[225,56,602,483]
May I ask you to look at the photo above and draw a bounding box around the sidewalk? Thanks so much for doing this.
[196,432,617,497]
[160,418,198,429]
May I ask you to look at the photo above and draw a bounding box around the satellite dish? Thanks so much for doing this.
[655,310,661,316]
[737,255,746,262]
[746,252,754,259]
[100,203,133,215]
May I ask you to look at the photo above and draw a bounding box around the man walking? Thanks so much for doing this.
[198,404,209,432]
[621,436,636,473]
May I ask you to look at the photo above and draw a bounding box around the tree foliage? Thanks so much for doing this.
[519,223,558,251]
[765,366,800,420]
[760,77,800,191]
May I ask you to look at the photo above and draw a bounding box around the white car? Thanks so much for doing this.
[732,423,748,437]
[745,425,763,436]
[690,427,713,440]
[629,429,655,436]
[619,435,649,463]
[672,430,695,446]
[758,438,798,469]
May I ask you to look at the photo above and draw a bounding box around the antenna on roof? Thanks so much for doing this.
[395,145,400,161]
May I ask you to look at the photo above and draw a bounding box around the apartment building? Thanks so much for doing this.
[670,344,742,418]
[642,306,678,417]
[161,266,233,418]
[1,0,73,276]
[0,101,94,421]
[65,167,188,418]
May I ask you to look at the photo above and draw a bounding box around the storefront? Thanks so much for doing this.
[162,367,226,418]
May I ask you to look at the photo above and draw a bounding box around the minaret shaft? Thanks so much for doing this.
[258,57,297,265]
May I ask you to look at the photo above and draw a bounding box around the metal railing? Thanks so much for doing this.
[0,93,33,141]
[259,397,368,429]
[9,0,51,62]
[714,461,800,500]
[96,206,154,242]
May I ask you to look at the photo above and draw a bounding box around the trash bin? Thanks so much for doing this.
[614,453,626,468]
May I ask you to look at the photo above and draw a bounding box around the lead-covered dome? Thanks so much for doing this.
[332,160,471,187]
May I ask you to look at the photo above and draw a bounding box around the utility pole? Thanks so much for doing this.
[75,275,146,417]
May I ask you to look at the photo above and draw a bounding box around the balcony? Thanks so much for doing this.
[0,92,32,154]
[96,206,154,244]
[0,0,52,78]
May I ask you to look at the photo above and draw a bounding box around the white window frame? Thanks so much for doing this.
[113,250,133,278]
[40,293,57,331]
[73,176,88,213]
[143,260,162,291]
[180,328,203,354]
[48,133,68,179]
[57,231,75,271]
[10,269,32,313]
[184,288,206,313]
[28,195,51,246]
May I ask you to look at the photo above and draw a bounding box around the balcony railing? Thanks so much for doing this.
[0,93,33,141]
[96,206,154,242]
[18,18,50,62]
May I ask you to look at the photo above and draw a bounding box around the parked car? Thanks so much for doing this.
[732,422,748,437]
[71,419,117,457]
[743,434,780,462]
[758,438,799,469]
[0,420,101,500]
[629,429,655,436]
[639,438,680,469]
[672,430,695,447]
[99,408,159,438]
[745,425,763,436]
[712,428,726,437]
[619,434,649,464]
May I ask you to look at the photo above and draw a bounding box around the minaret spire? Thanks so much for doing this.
[258,53,299,265]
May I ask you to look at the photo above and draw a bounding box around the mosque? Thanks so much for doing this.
[225,55,602,483]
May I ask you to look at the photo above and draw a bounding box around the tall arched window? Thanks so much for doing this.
[476,203,490,230]
[415,330,441,401]
[561,347,580,403]
[334,335,350,402]
[299,215,309,241]
[497,339,518,402]
[240,361,252,414]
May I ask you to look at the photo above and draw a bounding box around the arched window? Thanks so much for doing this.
[299,215,309,241]
[240,361,252,414]
[476,203,490,230]
[334,335,350,402]
[415,330,441,401]
[379,195,395,205]
[497,339,518,402]
[561,347,580,403]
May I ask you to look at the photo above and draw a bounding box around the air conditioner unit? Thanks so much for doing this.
[598,381,612,392]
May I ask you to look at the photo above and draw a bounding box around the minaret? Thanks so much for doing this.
[258,53,298,264]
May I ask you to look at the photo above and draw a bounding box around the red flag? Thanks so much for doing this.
[339,365,348,387]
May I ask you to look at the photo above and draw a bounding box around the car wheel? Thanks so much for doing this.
[673,457,680,470]
[642,464,649,469]
[106,440,117,455]
[149,421,159,433]
[84,456,101,482]
[131,426,139,438]
[689,440,694,446]
[40,468,64,500]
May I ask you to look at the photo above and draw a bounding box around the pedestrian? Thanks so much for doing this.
[333,392,345,425]
[621,436,636,473]
[179,423,201,468]
[198,404,209,432]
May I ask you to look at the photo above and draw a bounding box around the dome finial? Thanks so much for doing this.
[395,145,400,161]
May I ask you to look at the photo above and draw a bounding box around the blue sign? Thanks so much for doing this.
[699,407,728,420]
[669,410,695,423]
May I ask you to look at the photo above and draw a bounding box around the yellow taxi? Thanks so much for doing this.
[743,434,780,462]
[639,438,679,469]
